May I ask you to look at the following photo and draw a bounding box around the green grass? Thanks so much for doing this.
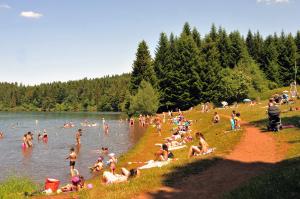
[0,176,41,199]
[223,98,300,199]
[78,107,243,199]
[3,88,299,199]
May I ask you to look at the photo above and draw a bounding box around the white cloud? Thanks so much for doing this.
[257,0,289,4]
[20,11,43,19]
[0,4,11,9]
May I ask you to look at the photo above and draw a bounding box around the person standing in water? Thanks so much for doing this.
[75,129,82,145]
[42,129,48,143]
[27,132,33,147]
[104,123,109,134]
[66,147,77,176]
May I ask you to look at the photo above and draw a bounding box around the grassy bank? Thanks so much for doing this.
[223,92,300,198]
[0,176,41,199]
[75,107,244,199]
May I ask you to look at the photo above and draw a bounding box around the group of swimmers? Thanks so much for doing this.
[22,130,48,149]
[22,132,34,148]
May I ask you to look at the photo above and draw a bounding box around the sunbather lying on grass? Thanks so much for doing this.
[102,167,140,184]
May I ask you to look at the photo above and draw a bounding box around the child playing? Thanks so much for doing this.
[234,113,241,129]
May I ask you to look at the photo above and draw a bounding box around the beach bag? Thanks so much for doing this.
[45,178,60,192]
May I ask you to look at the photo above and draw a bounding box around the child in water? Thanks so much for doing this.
[107,153,117,174]
[90,156,104,172]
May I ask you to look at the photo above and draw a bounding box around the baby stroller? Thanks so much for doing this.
[267,106,282,132]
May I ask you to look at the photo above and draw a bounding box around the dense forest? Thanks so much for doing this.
[127,23,300,113]
[0,74,130,112]
[0,23,299,113]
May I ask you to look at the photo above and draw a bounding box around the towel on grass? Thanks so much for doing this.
[138,160,171,170]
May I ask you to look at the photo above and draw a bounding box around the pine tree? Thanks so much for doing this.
[154,33,169,83]
[229,31,249,67]
[130,40,156,94]
[253,31,264,66]
[160,33,180,111]
[200,36,222,103]
[182,22,192,36]
[217,27,232,68]
[171,31,202,110]
[209,23,218,42]
[295,31,300,78]
[261,35,281,85]
[246,30,255,59]
[153,32,171,110]
[192,27,201,49]
[277,33,297,85]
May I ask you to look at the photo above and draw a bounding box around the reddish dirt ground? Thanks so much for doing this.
[136,122,287,199]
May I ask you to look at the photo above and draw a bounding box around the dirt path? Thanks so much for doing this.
[136,122,286,199]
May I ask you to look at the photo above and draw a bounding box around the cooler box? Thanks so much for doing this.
[45,178,60,192]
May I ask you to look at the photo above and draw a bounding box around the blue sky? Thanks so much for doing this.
[0,0,299,85]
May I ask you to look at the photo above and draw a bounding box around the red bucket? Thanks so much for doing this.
[45,178,60,192]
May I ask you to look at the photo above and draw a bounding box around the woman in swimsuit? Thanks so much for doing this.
[188,132,209,157]
[155,144,173,161]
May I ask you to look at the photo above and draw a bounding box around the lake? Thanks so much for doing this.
[0,112,145,184]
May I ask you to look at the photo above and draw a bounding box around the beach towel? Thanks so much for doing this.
[138,160,170,170]
[282,125,295,129]
[195,148,216,156]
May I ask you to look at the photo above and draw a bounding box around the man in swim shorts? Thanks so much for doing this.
[66,147,77,176]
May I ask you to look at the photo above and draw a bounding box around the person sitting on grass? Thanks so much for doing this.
[60,175,85,192]
[212,112,220,123]
[188,132,209,158]
[155,144,174,161]
[102,167,141,184]
[90,156,104,172]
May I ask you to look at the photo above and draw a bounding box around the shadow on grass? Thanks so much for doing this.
[250,115,300,132]
[145,157,278,199]
[144,156,300,199]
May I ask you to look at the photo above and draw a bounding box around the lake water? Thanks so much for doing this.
[0,112,145,184]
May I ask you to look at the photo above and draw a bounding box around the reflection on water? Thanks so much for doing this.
[0,112,145,184]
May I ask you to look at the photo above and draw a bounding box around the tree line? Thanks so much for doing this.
[0,74,130,112]
[126,23,300,114]
[1,23,299,114]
